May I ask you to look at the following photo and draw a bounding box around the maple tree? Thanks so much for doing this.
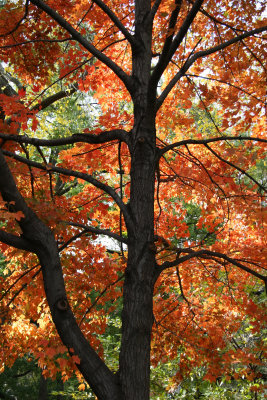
[0,0,266,399]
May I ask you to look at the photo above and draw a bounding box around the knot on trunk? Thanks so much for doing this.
[56,298,68,311]
[137,136,146,144]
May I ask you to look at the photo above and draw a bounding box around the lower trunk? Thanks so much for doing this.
[119,117,157,399]
[119,246,155,400]
[38,374,48,400]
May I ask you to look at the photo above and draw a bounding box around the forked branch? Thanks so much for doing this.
[0,229,33,252]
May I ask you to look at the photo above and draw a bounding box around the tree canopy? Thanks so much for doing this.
[0,0,266,399]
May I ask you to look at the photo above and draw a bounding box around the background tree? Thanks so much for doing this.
[0,0,266,399]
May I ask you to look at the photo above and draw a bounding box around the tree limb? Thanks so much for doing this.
[29,0,134,96]
[0,0,30,38]
[204,143,266,193]
[2,149,134,231]
[79,274,124,327]
[156,25,267,108]
[0,229,33,252]
[30,84,78,112]
[159,249,267,286]
[92,0,137,47]
[150,0,204,88]
[186,73,265,104]
[148,0,163,23]
[66,222,128,244]
[0,129,130,147]
[0,148,122,400]
[0,37,72,49]
[159,135,267,156]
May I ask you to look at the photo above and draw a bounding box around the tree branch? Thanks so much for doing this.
[186,73,265,104]
[159,249,267,286]
[195,26,267,66]
[92,0,136,47]
[150,0,204,88]
[155,0,183,70]
[0,129,130,147]
[66,222,128,244]
[204,143,266,193]
[0,37,72,49]
[27,38,127,109]
[156,25,267,108]
[29,0,134,96]
[79,274,124,327]
[2,149,134,231]
[186,0,245,34]
[0,230,94,303]
[159,135,267,156]
[0,148,122,400]
[148,0,163,23]
[0,0,30,38]
[0,229,33,251]
[30,84,78,112]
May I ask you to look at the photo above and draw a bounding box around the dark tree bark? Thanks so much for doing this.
[118,2,157,398]
[38,374,48,400]
[0,1,266,399]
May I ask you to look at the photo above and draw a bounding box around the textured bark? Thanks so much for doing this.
[1,1,265,399]
[0,150,122,400]
[119,119,157,399]
[118,2,157,398]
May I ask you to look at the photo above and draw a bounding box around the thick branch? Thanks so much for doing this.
[2,150,134,231]
[157,25,267,108]
[159,135,267,156]
[148,0,163,23]
[159,249,267,285]
[0,148,122,400]
[0,229,33,251]
[31,84,78,112]
[156,0,183,67]
[29,0,134,95]
[0,129,130,147]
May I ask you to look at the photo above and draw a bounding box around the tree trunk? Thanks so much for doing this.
[119,111,157,400]
[118,0,157,395]
[38,374,48,400]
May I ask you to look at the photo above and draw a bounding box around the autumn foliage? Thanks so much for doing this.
[0,0,266,399]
